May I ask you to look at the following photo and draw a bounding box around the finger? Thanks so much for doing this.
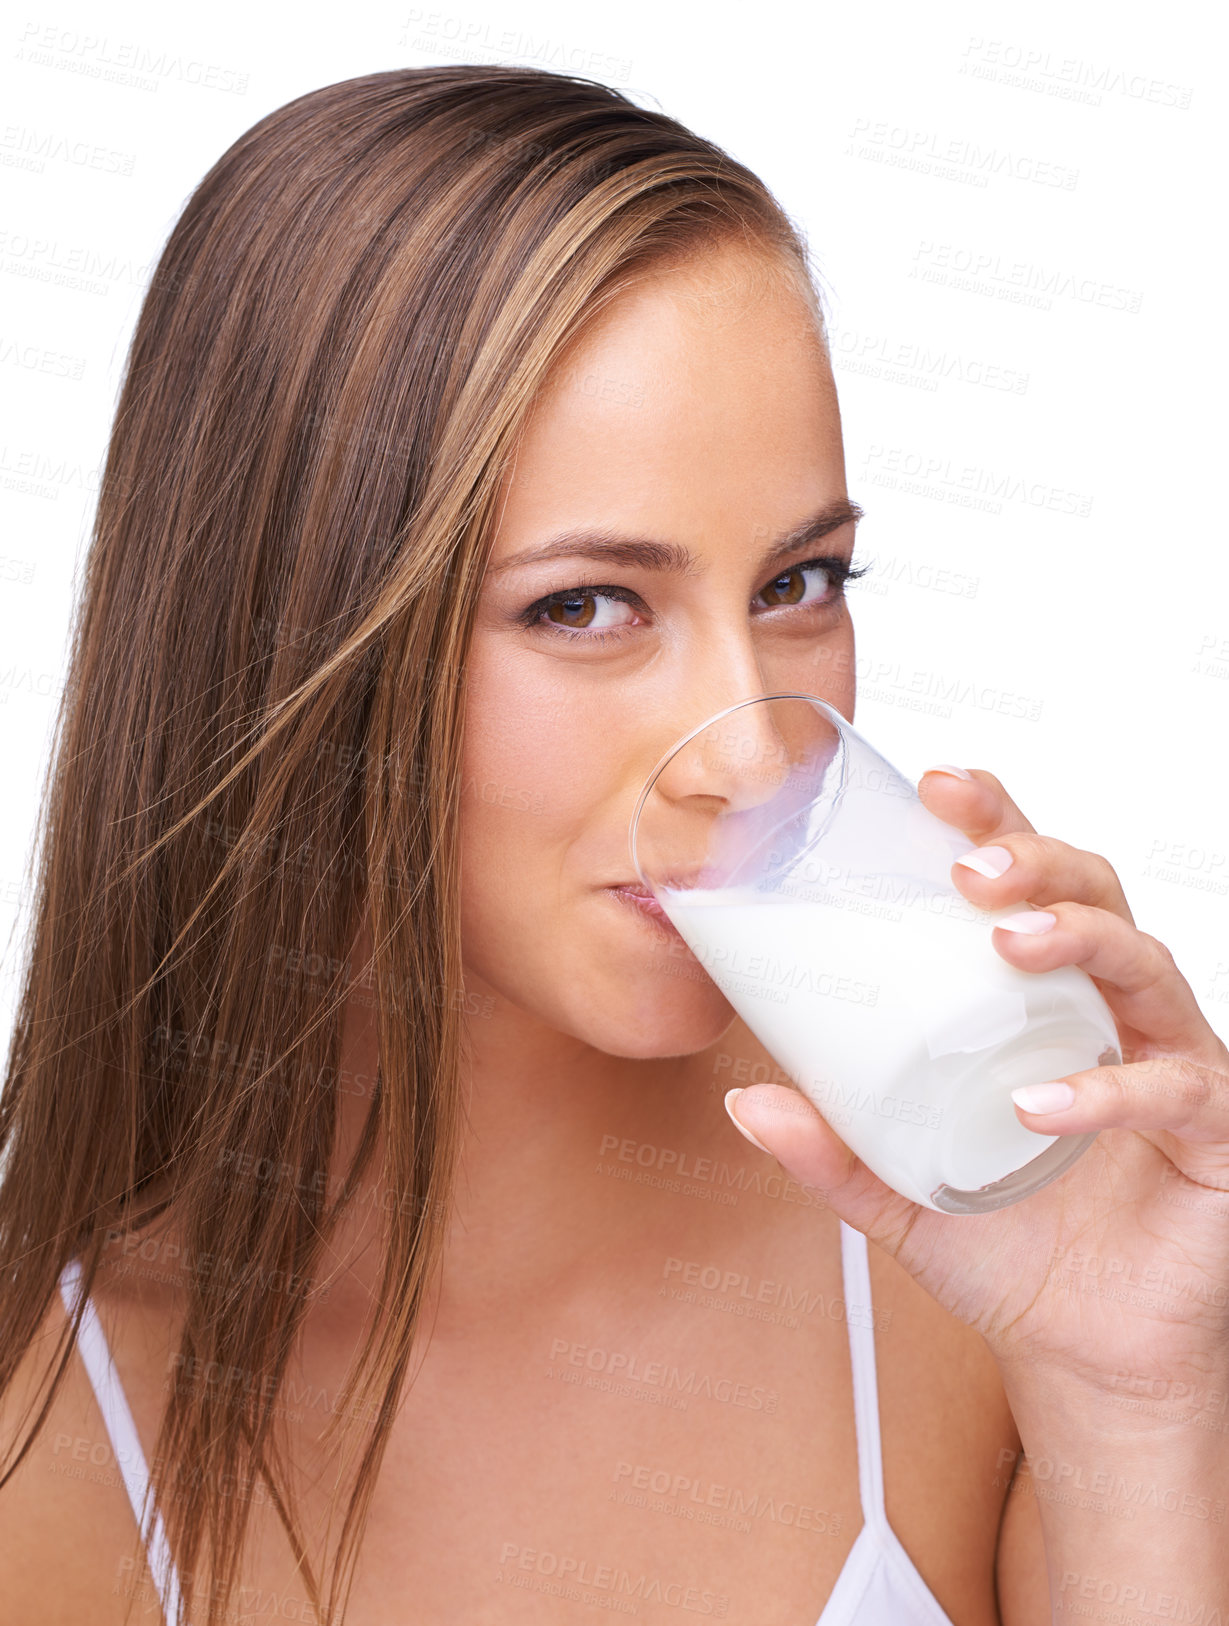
[988,900,1220,1058]
[723,1082,840,1178]
[723,1083,925,1247]
[946,830,1135,926]
[1008,1053,1229,1150]
[917,765,1037,842]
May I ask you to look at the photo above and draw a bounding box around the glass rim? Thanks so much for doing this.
[627,689,851,891]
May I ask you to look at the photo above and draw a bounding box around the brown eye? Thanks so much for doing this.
[760,564,826,607]
[546,594,597,627]
[754,557,860,613]
[529,589,639,640]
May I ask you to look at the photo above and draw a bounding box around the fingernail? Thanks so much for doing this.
[995,909,1056,934]
[955,844,1014,878]
[724,1088,773,1155]
[924,764,974,781]
[1011,1081,1075,1114]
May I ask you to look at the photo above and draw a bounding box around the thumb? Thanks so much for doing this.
[724,1083,925,1247]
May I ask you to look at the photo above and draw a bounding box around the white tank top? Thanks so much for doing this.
[58,1220,956,1625]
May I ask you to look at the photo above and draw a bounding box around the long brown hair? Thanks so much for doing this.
[0,64,817,1625]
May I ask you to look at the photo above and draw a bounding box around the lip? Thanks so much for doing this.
[605,883,688,943]
[619,866,717,893]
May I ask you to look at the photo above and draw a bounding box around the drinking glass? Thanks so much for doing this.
[628,692,1120,1214]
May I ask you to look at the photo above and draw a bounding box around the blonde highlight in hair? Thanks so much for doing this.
[0,64,819,1624]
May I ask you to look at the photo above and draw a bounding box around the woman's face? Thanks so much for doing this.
[459,238,859,1059]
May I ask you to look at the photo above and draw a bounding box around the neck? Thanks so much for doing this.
[319,960,732,1337]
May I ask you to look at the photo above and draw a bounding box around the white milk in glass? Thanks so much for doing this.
[661,880,1119,1209]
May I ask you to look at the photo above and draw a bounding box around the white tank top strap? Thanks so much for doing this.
[53,1231,901,1626]
[58,1258,188,1626]
[837,1219,888,1534]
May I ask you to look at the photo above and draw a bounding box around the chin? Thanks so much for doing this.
[574,967,741,1061]
[463,890,742,1059]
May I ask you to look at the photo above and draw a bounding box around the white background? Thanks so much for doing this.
[1,0,1226,1058]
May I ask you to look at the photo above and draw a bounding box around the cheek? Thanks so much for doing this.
[456,650,597,966]
[762,619,857,714]
[458,667,594,855]
[458,638,630,850]
[452,645,761,1054]
[454,651,732,1047]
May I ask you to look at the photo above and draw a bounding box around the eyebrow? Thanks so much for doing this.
[490,498,865,577]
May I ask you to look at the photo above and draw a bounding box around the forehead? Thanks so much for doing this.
[476,234,848,587]
[542,239,824,392]
[494,241,838,514]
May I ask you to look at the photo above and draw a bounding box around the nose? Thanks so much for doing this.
[631,692,842,892]
[649,625,804,812]
[655,696,795,813]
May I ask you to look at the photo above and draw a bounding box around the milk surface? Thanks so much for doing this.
[660,881,1118,1207]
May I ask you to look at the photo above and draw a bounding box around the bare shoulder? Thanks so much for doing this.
[0,1274,161,1626]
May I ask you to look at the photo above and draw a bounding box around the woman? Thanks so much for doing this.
[1,63,1226,1626]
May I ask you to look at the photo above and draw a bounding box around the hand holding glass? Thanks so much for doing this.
[629,693,1120,1214]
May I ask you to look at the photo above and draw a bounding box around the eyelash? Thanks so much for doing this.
[515,554,874,645]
